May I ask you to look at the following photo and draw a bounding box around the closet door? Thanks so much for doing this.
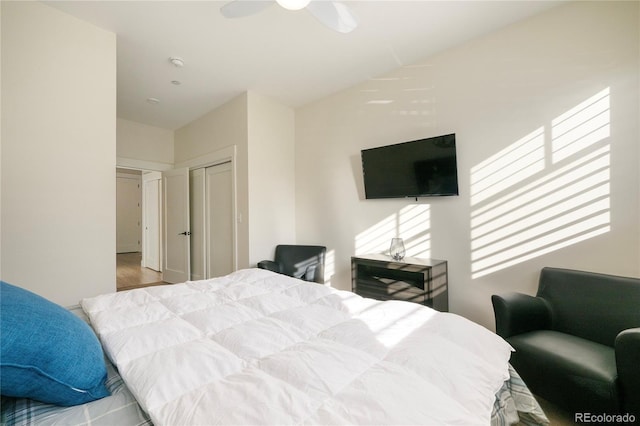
[206,162,234,278]
[189,169,206,281]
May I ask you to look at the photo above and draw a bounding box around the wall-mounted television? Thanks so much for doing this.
[361,133,459,199]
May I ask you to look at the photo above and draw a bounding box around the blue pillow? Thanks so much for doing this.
[0,282,110,406]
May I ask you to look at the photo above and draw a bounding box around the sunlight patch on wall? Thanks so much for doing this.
[356,213,397,255]
[324,249,336,287]
[470,128,545,206]
[398,205,431,257]
[470,89,611,279]
[356,204,431,258]
[552,88,610,163]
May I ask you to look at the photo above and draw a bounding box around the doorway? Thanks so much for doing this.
[116,168,163,290]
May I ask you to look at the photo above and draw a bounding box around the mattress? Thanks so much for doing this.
[1,269,549,425]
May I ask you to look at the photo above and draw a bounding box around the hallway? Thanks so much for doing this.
[116,252,165,291]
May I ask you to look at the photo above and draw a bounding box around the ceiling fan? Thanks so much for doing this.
[220,0,358,34]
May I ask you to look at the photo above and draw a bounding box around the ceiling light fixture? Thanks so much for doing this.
[169,57,184,67]
[275,0,310,11]
[220,0,357,33]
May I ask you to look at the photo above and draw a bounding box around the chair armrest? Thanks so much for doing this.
[257,260,282,274]
[304,265,318,283]
[491,293,551,339]
[615,328,640,416]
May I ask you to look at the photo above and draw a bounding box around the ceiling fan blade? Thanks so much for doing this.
[306,1,358,34]
[220,0,274,19]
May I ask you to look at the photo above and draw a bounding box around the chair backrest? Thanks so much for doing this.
[537,267,640,347]
[274,245,326,283]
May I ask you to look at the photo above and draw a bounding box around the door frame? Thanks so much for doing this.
[115,159,172,280]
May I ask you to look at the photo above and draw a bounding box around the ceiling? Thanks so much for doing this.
[46,0,565,131]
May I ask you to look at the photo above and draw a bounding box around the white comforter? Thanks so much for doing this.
[82,268,513,426]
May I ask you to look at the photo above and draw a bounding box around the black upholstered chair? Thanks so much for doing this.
[492,267,640,417]
[257,245,326,284]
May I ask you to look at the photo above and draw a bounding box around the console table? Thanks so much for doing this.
[351,254,448,312]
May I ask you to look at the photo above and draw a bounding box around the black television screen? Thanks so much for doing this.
[361,134,459,199]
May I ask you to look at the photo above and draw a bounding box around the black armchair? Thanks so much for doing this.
[257,245,326,284]
[492,267,640,416]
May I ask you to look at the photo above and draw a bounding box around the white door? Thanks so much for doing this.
[206,162,234,278]
[189,168,206,281]
[116,175,141,253]
[143,173,161,271]
[162,168,190,283]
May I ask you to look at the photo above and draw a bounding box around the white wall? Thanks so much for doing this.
[1,2,117,305]
[247,92,296,265]
[295,1,639,329]
[117,118,174,170]
[174,93,250,268]
[174,91,296,268]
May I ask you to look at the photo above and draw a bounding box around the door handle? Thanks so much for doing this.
[179,231,191,236]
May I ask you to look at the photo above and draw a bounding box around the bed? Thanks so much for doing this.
[1,268,548,425]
